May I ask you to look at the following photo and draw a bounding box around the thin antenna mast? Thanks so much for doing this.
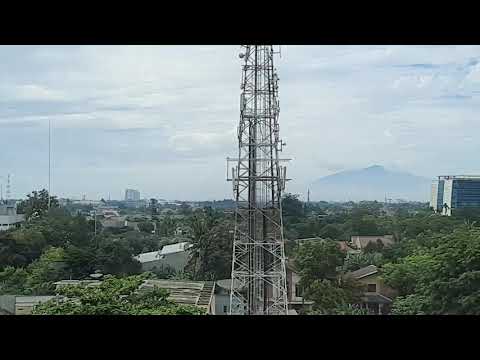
[6,174,11,202]
[48,119,51,210]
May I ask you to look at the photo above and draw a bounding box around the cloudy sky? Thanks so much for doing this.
[1,45,480,201]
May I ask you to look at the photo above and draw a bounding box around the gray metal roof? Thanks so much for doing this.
[347,265,378,280]
[363,293,392,304]
[15,296,55,305]
[160,242,192,255]
[139,279,214,309]
[215,279,243,291]
[134,250,161,263]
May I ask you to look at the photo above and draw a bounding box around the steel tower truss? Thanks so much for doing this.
[227,45,289,315]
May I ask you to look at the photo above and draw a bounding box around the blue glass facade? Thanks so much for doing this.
[451,179,480,209]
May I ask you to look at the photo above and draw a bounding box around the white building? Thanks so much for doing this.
[431,175,480,216]
[125,189,140,202]
[134,242,193,274]
[0,203,25,232]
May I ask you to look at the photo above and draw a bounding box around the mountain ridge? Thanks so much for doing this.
[309,165,431,202]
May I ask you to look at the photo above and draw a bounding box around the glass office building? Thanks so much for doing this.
[433,176,480,216]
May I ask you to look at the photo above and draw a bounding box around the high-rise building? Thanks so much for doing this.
[431,175,480,216]
[125,189,140,202]
[430,178,445,212]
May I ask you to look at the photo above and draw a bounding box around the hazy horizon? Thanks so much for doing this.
[2,45,480,201]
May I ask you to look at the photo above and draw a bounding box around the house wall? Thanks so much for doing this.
[15,304,34,315]
[356,274,396,299]
[215,289,231,315]
[0,214,25,231]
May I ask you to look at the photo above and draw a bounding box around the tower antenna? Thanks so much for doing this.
[6,174,11,202]
[228,45,289,315]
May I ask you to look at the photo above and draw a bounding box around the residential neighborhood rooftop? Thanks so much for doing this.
[347,265,378,280]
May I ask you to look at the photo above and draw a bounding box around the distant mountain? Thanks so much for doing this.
[309,165,431,202]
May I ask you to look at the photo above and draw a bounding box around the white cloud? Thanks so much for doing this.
[1,45,480,199]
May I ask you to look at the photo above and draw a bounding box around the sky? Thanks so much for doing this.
[1,45,480,201]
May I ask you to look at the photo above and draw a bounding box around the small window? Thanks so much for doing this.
[223,305,228,313]
[367,284,377,293]
[295,284,303,297]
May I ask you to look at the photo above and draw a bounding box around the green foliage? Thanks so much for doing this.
[138,221,154,234]
[32,274,205,315]
[295,239,345,287]
[95,237,142,276]
[309,303,368,315]
[304,278,363,314]
[282,193,304,219]
[0,266,29,295]
[383,226,480,314]
[17,189,59,220]
[186,210,233,281]
[26,247,68,295]
[343,252,384,272]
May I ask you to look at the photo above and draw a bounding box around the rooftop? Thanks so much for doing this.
[134,250,161,263]
[160,242,192,255]
[347,265,378,280]
[139,279,215,310]
[15,296,55,305]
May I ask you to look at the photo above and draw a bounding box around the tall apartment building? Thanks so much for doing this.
[125,189,140,202]
[430,175,480,216]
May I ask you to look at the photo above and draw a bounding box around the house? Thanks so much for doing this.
[0,295,55,315]
[350,235,395,251]
[214,279,245,315]
[345,265,396,314]
[138,279,215,314]
[286,260,314,314]
[0,203,25,232]
[134,241,193,274]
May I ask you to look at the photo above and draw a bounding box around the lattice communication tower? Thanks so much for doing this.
[227,45,289,315]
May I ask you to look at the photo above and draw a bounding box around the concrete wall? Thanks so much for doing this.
[0,295,16,314]
[215,290,230,315]
[0,214,25,231]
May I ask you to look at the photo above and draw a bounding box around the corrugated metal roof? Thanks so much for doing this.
[134,250,162,263]
[347,265,378,280]
[215,279,243,291]
[160,242,192,255]
[15,296,55,305]
[139,279,213,309]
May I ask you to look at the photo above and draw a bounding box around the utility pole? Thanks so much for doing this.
[228,45,289,315]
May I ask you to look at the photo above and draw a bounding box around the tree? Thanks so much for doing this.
[17,189,59,220]
[186,211,233,281]
[95,237,142,276]
[304,278,363,314]
[26,247,68,295]
[383,226,480,314]
[294,239,345,288]
[0,266,29,295]
[343,252,384,272]
[319,224,343,240]
[32,274,206,315]
[138,221,154,234]
[282,193,304,218]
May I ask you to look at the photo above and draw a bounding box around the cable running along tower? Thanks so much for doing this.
[228,45,289,315]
